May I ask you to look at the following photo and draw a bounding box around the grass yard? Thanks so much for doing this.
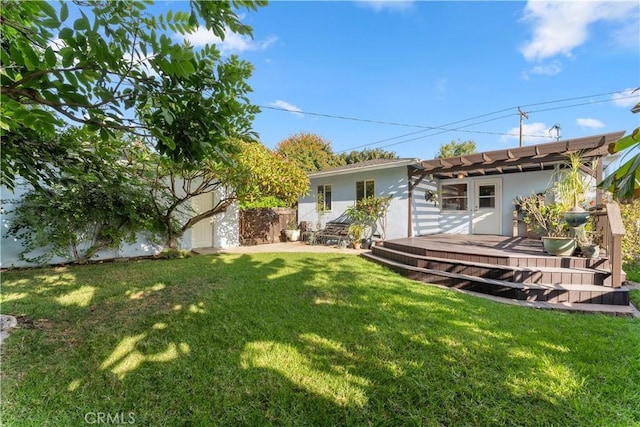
[625,263,640,307]
[2,253,639,426]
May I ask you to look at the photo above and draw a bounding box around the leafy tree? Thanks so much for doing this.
[275,132,344,173]
[6,131,160,264]
[147,140,309,248]
[340,148,398,164]
[1,0,265,190]
[435,139,477,159]
[598,92,640,201]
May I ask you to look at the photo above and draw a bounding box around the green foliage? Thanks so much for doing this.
[516,194,569,237]
[235,140,309,206]
[6,167,160,264]
[340,148,398,164]
[0,0,265,190]
[599,127,640,201]
[630,289,640,308]
[275,132,344,172]
[624,262,640,283]
[157,248,193,260]
[435,139,477,159]
[620,199,640,263]
[239,196,288,210]
[345,195,392,240]
[551,152,591,210]
[598,88,640,201]
[347,223,365,243]
[144,139,308,247]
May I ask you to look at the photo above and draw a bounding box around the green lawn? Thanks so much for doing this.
[625,262,640,307]
[2,253,639,426]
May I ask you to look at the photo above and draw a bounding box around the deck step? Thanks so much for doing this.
[372,245,610,286]
[362,252,630,306]
[383,240,611,270]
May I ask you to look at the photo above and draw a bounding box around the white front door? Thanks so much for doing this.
[191,193,214,248]
[472,179,502,235]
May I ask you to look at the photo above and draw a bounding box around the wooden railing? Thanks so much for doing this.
[593,203,626,288]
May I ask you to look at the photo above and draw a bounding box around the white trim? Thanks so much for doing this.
[308,159,420,178]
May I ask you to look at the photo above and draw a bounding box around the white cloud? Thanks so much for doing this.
[576,118,605,129]
[270,100,303,118]
[612,88,640,108]
[522,60,562,79]
[178,27,277,55]
[499,122,556,145]
[519,1,638,61]
[357,1,414,12]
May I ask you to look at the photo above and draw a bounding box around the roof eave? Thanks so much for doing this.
[308,159,421,179]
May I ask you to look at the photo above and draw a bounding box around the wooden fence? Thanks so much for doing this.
[239,208,296,245]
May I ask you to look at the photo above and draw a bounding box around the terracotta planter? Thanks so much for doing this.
[542,236,576,256]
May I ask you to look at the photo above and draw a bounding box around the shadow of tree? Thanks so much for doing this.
[1,253,639,426]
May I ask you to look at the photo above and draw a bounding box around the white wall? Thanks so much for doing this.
[1,180,238,268]
[1,183,163,267]
[501,169,556,236]
[298,166,411,240]
[410,176,441,236]
[298,167,587,241]
[410,170,557,238]
[185,188,239,250]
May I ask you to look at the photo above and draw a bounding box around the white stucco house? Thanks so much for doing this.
[298,158,424,240]
[299,131,624,241]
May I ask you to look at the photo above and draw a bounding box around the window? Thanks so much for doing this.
[317,184,332,212]
[477,184,496,208]
[441,183,468,211]
[356,180,375,201]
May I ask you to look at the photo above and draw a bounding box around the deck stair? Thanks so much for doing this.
[362,236,630,307]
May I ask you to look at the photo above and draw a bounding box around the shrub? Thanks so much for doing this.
[620,199,640,263]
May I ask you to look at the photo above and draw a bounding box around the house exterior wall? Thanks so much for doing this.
[424,169,556,237]
[410,177,440,236]
[298,166,411,240]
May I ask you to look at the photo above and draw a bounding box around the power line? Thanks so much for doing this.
[260,89,632,131]
[340,93,638,152]
[259,89,637,152]
[343,93,637,153]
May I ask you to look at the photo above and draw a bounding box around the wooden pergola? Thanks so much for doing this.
[406,131,627,288]
[409,131,625,204]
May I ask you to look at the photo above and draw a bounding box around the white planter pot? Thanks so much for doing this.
[284,229,300,242]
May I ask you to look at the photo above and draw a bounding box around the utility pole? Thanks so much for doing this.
[518,107,528,147]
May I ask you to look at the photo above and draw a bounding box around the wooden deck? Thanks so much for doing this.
[363,234,630,309]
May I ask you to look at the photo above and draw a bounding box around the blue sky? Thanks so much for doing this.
[166,1,639,159]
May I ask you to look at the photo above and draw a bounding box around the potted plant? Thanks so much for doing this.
[576,217,602,259]
[516,194,576,256]
[284,217,300,242]
[554,152,591,227]
[347,223,365,249]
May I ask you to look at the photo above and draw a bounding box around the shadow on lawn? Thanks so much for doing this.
[1,253,639,426]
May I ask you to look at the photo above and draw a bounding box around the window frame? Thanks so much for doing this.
[356,179,375,202]
[440,182,468,212]
[317,184,332,213]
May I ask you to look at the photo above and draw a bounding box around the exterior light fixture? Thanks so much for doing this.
[457,173,465,179]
